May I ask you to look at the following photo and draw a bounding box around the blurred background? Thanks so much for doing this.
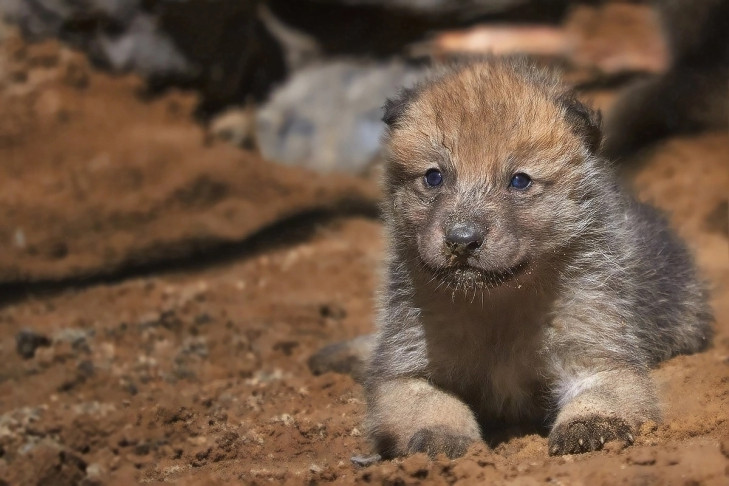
[0,1,727,484]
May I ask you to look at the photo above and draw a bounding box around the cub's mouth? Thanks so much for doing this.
[423,260,529,290]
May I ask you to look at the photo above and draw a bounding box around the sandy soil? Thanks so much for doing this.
[0,36,376,284]
[0,31,728,486]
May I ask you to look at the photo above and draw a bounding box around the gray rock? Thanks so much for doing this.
[98,14,190,78]
[15,329,51,359]
[256,60,424,173]
[1,0,189,77]
[1,0,141,37]
[0,0,286,112]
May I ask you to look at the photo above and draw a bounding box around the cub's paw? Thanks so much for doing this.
[548,415,634,456]
[407,426,476,459]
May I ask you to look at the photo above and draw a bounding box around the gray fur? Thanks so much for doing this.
[364,59,713,458]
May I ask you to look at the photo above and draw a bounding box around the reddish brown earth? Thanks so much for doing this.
[0,36,376,284]
[0,29,728,486]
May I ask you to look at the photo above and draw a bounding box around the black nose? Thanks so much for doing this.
[445,222,484,255]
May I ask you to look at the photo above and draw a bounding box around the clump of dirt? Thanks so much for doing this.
[0,29,727,486]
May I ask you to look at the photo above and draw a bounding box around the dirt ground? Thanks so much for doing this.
[0,23,728,486]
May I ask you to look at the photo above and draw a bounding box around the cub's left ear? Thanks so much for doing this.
[558,93,602,154]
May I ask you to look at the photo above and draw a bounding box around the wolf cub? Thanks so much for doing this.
[364,58,712,458]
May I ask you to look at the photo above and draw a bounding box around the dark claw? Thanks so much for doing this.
[407,426,475,459]
[548,415,634,456]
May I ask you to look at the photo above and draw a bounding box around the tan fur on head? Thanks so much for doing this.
[381,60,601,293]
[383,60,600,179]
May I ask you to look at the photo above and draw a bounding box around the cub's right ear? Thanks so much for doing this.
[382,87,418,128]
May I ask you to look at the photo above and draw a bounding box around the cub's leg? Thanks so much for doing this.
[548,368,659,455]
[366,378,481,458]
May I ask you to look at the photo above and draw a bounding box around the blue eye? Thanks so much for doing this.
[510,173,532,190]
[424,169,443,187]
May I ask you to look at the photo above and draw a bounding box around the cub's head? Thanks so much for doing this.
[382,59,603,290]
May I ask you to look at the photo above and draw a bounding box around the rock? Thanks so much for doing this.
[15,329,51,359]
[96,14,190,78]
[208,106,257,149]
[85,462,105,482]
[1,0,286,113]
[351,454,382,467]
[256,60,424,173]
[0,0,571,116]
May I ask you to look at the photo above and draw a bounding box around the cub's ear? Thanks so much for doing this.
[558,93,603,154]
[382,86,419,128]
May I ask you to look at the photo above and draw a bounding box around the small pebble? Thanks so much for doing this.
[15,329,52,359]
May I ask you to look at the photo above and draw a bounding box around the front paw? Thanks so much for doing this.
[548,415,634,455]
[407,426,476,459]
